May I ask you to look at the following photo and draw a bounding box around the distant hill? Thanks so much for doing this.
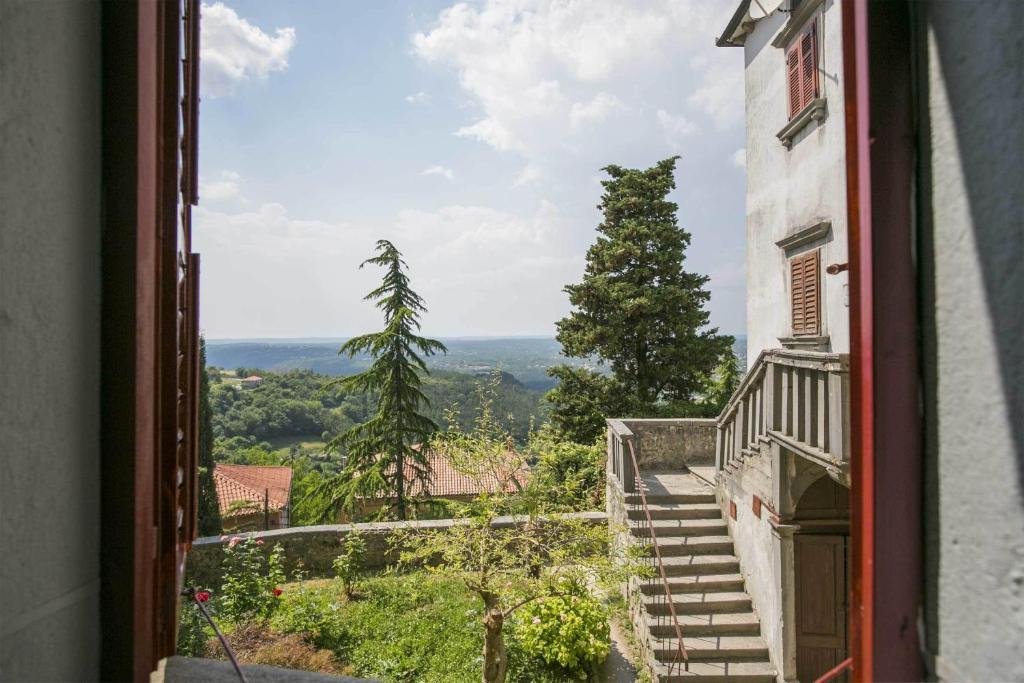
[206,335,748,392]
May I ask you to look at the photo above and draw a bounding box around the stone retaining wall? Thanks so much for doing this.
[619,418,717,470]
[187,512,607,589]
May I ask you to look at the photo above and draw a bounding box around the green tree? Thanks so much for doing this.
[543,366,627,444]
[554,156,733,412]
[198,337,222,536]
[697,349,743,417]
[305,240,446,521]
[398,411,641,683]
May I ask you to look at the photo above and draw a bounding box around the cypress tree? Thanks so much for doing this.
[554,157,733,412]
[197,336,222,536]
[309,240,446,521]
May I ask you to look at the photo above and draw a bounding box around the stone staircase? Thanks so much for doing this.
[626,476,775,683]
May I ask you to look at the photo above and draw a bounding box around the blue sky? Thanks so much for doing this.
[194,0,747,339]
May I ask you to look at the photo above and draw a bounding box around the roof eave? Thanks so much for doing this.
[716,0,754,47]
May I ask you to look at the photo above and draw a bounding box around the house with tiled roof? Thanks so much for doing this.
[213,464,292,532]
[353,447,529,519]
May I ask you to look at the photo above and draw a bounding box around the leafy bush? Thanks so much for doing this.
[271,584,345,649]
[332,531,367,599]
[176,592,214,657]
[218,535,285,625]
[514,593,610,676]
[529,427,606,510]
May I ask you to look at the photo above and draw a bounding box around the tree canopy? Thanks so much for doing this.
[306,240,446,521]
[549,157,733,439]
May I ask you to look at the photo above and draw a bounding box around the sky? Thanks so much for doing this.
[193,0,747,340]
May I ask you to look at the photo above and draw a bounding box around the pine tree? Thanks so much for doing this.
[197,336,222,536]
[554,157,733,412]
[307,240,445,521]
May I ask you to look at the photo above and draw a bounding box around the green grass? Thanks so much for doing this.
[262,434,327,453]
[270,572,602,683]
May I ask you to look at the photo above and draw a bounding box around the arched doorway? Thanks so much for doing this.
[794,475,850,681]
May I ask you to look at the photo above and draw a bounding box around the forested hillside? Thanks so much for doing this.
[210,367,546,446]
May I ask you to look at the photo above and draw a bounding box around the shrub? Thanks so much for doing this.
[332,531,367,599]
[176,591,214,657]
[514,593,610,677]
[218,535,286,625]
[271,584,344,649]
[530,428,606,510]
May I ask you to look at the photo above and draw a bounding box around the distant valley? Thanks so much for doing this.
[206,335,747,392]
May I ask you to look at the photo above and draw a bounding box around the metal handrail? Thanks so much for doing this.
[813,656,852,683]
[626,439,688,663]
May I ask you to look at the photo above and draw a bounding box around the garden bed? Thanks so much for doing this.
[189,571,620,682]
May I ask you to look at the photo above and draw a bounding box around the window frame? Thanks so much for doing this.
[786,19,820,120]
[790,249,822,337]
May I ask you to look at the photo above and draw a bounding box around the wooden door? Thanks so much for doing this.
[795,534,849,681]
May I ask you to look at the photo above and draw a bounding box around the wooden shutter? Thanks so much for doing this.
[786,19,819,119]
[787,42,801,118]
[791,251,821,336]
[800,22,819,109]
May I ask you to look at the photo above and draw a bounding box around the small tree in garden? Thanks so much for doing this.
[332,530,367,599]
[394,408,644,683]
[304,240,446,521]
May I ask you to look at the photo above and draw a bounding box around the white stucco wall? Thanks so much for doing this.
[742,0,850,367]
[718,447,789,677]
[0,1,103,679]
[920,2,1024,680]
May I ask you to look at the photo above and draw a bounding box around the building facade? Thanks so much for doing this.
[716,2,853,680]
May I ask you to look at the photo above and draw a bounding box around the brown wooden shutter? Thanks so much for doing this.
[791,251,821,336]
[800,22,819,110]
[787,42,801,118]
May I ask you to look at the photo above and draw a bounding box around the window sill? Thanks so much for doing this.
[779,335,830,352]
[777,98,827,149]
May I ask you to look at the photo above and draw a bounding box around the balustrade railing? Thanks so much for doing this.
[716,349,850,473]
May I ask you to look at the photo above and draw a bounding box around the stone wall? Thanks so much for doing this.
[621,418,717,470]
[187,512,607,589]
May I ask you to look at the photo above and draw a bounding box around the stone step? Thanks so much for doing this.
[632,518,728,537]
[628,503,723,521]
[646,611,762,638]
[652,636,770,663]
[645,536,735,557]
[645,591,752,616]
[626,492,717,506]
[639,573,747,595]
[658,555,741,577]
[655,661,777,683]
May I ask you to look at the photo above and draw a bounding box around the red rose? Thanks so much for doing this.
[273,588,283,597]
[195,591,211,603]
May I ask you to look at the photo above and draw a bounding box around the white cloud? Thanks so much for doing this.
[420,165,455,181]
[412,0,742,168]
[193,198,578,337]
[569,92,627,129]
[657,109,699,149]
[405,91,429,104]
[200,2,296,97]
[513,163,543,187]
[199,170,242,202]
[731,148,746,168]
[688,64,745,129]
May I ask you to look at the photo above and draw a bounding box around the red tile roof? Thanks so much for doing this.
[214,464,292,518]
[380,448,529,499]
